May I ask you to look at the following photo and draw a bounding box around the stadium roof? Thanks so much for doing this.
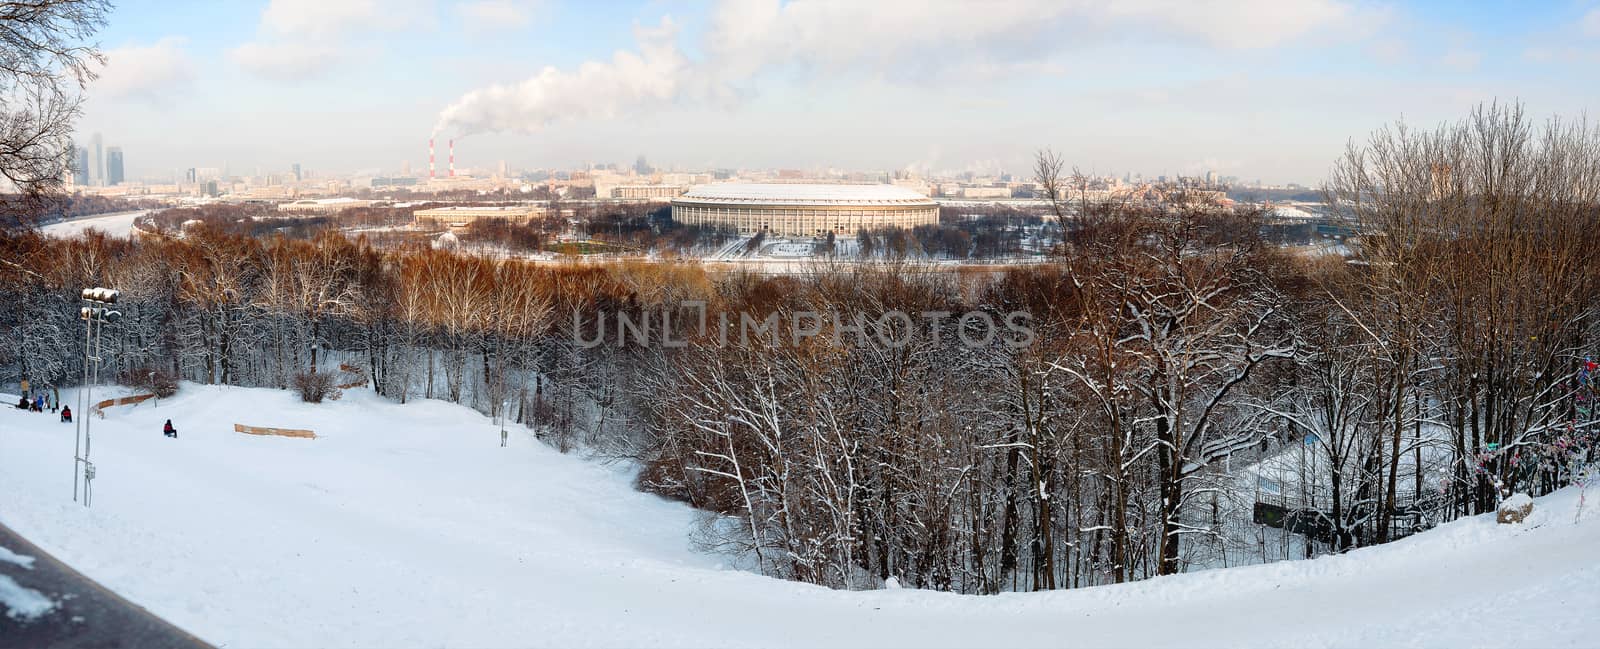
[676,183,933,205]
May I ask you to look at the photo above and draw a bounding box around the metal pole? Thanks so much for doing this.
[72,288,118,507]
[84,310,103,507]
[73,310,90,502]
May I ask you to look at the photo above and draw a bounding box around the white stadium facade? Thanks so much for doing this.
[671,183,939,238]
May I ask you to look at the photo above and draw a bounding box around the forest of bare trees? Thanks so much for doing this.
[2,103,1598,594]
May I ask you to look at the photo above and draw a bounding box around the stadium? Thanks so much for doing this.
[671,183,939,237]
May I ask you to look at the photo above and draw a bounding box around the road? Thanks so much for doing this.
[0,521,211,649]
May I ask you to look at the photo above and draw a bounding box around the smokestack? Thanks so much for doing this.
[428,138,435,179]
[449,139,455,177]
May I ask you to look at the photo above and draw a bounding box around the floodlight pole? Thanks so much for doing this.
[74,288,119,508]
[73,308,90,503]
[85,305,106,507]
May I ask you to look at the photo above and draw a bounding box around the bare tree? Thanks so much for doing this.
[1033,148,1066,248]
[0,0,110,227]
[1327,100,1600,526]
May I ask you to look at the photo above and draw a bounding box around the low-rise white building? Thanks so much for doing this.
[414,205,546,228]
[610,185,686,200]
[277,198,374,213]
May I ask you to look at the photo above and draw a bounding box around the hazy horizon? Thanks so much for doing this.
[78,0,1600,185]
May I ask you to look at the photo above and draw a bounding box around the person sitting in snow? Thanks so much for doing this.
[163,419,176,438]
[60,406,71,423]
[14,395,26,410]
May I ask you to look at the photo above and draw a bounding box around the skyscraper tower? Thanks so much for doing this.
[292,163,302,182]
[73,146,89,186]
[106,147,124,185]
[90,132,104,186]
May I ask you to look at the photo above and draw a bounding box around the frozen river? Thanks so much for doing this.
[39,210,150,238]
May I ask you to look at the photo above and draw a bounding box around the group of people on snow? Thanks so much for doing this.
[16,390,68,422]
[15,391,57,414]
[12,387,176,437]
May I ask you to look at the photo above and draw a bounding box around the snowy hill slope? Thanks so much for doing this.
[2,384,1597,648]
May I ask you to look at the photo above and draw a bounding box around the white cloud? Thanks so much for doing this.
[1440,47,1481,72]
[436,0,1377,137]
[234,0,432,80]
[457,0,538,32]
[229,41,342,81]
[1521,45,1600,65]
[1104,0,1373,49]
[435,17,692,136]
[95,37,194,101]
[1367,39,1409,64]
[1582,8,1600,38]
[705,0,1378,80]
[260,0,428,37]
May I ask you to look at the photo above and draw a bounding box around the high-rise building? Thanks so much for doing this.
[106,147,124,185]
[73,146,89,186]
[90,132,104,186]
[292,163,302,182]
[184,168,197,184]
[634,156,651,176]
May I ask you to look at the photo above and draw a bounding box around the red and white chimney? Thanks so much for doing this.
[449,139,456,177]
[428,138,435,179]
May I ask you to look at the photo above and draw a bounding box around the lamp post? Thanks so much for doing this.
[75,287,120,507]
[500,399,510,448]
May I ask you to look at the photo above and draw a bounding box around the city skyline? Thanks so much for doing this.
[78,0,1600,185]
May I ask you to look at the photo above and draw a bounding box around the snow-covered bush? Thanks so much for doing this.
[292,370,338,403]
[119,365,178,398]
[1496,493,1533,525]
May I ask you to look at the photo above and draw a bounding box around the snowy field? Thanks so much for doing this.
[2,384,1598,648]
[38,210,149,238]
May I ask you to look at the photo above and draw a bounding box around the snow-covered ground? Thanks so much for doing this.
[38,210,150,238]
[2,384,1597,648]
[1274,204,1321,219]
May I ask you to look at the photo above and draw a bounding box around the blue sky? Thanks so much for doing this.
[80,0,1600,185]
